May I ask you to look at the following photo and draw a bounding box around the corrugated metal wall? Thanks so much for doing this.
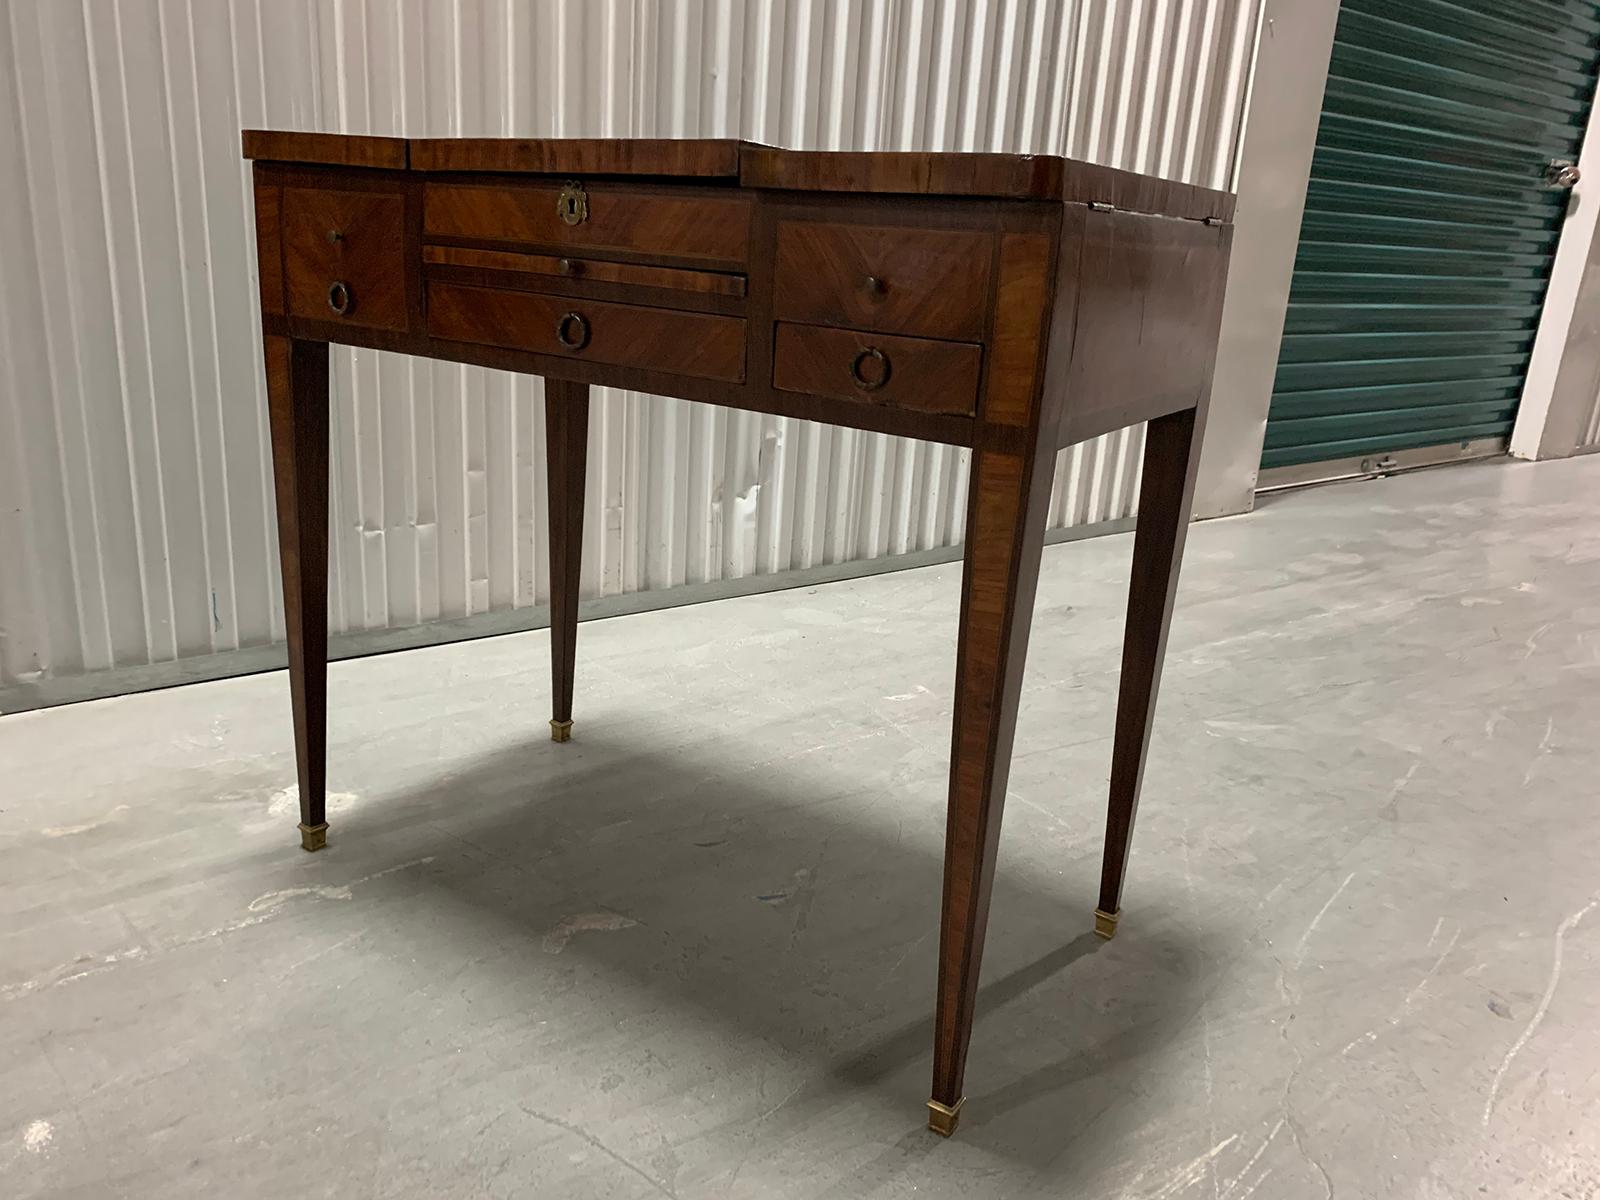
[0,0,1261,700]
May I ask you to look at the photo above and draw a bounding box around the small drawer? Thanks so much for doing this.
[425,181,751,268]
[773,221,993,341]
[422,245,745,298]
[428,282,746,383]
[772,323,980,417]
[282,186,408,331]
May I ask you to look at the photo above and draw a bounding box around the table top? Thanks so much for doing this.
[241,131,1235,222]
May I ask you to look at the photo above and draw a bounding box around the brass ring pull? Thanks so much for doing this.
[850,346,890,391]
[555,311,591,351]
[327,281,353,316]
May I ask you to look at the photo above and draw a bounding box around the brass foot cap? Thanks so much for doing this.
[926,1097,964,1137]
[298,822,329,852]
[1093,907,1120,940]
[550,719,573,743]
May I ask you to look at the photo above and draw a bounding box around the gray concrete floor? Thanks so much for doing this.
[4,455,1600,1199]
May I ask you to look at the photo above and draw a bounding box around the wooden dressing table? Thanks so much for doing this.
[243,130,1233,1136]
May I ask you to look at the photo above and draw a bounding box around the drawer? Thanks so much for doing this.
[772,323,980,417]
[773,221,993,341]
[422,245,745,298]
[428,282,746,383]
[282,186,408,331]
[425,182,751,268]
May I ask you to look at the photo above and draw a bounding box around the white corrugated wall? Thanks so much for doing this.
[0,0,1261,704]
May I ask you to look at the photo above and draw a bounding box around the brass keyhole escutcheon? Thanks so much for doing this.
[557,181,589,226]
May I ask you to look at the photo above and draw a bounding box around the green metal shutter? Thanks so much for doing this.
[1263,0,1600,471]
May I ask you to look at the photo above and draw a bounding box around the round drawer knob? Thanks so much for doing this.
[327,280,353,316]
[558,257,581,276]
[864,275,887,296]
[850,346,891,391]
[555,311,591,351]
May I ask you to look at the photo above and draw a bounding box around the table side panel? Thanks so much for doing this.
[252,171,284,316]
[1051,209,1232,448]
[981,231,1058,430]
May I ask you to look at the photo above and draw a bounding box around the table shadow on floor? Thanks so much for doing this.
[319,725,1228,1174]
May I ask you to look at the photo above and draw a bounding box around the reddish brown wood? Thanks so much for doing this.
[773,221,993,340]
[741,147,1234,219]
[931,424,1060,1125]
[243,129,407,169]
[263,335,331,850]
[422,264,746,319]
[980,232,1056,428]
[772,323,981,417]
[545,379,589,740]
[248,132,1233,217]
[283,186,410,331]
[1052,210,1232,447]
[272,309,985,450]
[411,137,742,176]
[424,181,752,268]
[742,147,1066,201]
[1097,405,1205,919]
[422,245,747,297]
[243,128,1239,1136]
[253,172,285,315]
[427,282,747,383]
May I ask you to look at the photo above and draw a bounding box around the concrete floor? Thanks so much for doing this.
[4,454,1600,1199]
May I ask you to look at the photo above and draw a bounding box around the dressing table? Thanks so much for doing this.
[243,130,1233,1135]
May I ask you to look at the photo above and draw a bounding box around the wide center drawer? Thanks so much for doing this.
[773,221,993,341]
[428,282,746,383]
[425,181,751,268]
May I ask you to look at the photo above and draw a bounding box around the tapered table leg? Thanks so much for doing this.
[1095,405,1205,937]
[545,379,589,743]
[264,335,331,851]
[929,436,1056,1136]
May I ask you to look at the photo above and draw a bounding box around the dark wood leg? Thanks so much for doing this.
[929,436,1056,1136]
[264,335,331,851]
[1095,405,1205,937]
[545,378,589,742]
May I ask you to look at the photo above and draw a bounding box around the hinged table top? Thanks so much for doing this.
[241,131,1235,222]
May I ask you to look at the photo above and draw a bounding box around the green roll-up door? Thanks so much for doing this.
[1264,0,1600,471]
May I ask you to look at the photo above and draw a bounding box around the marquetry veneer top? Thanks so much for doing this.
[242,131,1235,222]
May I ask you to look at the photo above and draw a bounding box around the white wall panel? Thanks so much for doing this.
[0,0,1261,700]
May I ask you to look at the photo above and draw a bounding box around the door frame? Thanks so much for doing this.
[1196,0,1600,513]
[1511,98,1600,462]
